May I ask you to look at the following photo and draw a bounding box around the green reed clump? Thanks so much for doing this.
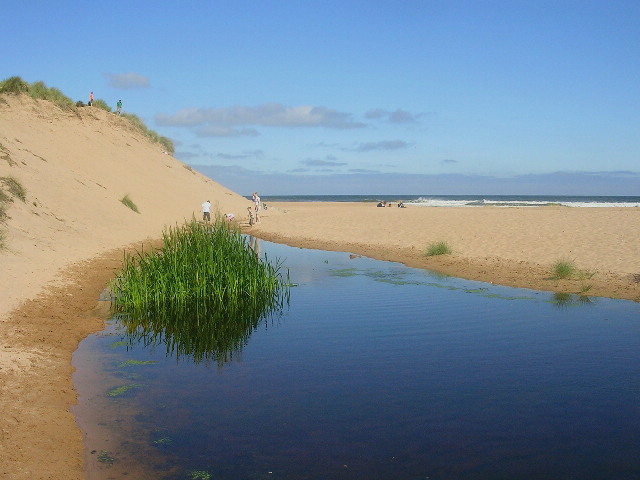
[551,258,576,279]
[426,240,452,256]
[110,218,289,364]
[112,218,286,311]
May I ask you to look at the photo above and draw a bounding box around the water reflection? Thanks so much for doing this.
[117,282,288,366]
[249,235,261,258]
[551,292,597,308]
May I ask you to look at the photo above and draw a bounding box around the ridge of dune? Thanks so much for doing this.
[0,94,252,319]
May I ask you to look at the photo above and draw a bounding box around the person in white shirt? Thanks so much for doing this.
[252,192,261,223]
[202,200,212,222]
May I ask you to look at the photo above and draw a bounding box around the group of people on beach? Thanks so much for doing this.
[201,192,263,226]
[377,200,405,208]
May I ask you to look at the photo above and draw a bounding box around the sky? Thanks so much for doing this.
[2,0,639,196]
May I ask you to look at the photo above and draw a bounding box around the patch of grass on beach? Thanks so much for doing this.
[551,258,576,279]
[426,240,452,257]
[0,143,15,166]
[120,194,140,213]
[1,176,26,202]
[0,177,27,246]
[550,258,596,281]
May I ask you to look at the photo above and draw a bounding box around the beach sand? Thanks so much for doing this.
[252,201,640,301]
[1,95,639,479]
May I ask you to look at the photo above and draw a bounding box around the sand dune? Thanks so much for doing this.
[0,95,253,479]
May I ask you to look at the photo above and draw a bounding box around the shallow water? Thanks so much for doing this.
[73,239,640,480]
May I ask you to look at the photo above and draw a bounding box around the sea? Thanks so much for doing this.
[249,194,640,208]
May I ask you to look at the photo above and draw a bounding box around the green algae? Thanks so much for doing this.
[117,360,158,368]
[107,383,143,397]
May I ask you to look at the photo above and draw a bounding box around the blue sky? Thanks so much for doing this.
[3,1,639,195]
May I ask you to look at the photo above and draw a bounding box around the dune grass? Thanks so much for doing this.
[1,142,15,166]
[1,176,26,202]
[121,112,175,153]
[426,240,452,256]
[92,98,112,112]
[120,195,140,213]
[0,76,29,94]
[1,176,27,220]
[27,81,76,111]
[0,75,175,153]
[551,258,576,279]
[0,176,26,251]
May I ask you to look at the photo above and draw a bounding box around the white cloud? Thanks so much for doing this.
[365,108,420,123]
[195,125,260,137]
[301,157,347,167]
[352,140,409,152]
[103,72,150,89]
[156,103,365,129]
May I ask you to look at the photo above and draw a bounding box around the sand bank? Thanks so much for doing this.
[251,201,640,302]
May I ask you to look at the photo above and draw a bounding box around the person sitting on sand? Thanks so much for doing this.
[224,213,235,221]
[398,200,405,208]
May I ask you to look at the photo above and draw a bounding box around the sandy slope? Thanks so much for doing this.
[0,95,253,479]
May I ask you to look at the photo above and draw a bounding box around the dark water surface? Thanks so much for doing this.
[73,240,640,480]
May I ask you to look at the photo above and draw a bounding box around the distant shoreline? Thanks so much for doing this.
[246,194,640,208]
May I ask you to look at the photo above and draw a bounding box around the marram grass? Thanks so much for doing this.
[552,259,575,279]
[426,240,452,256]
[120,194,139,213]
